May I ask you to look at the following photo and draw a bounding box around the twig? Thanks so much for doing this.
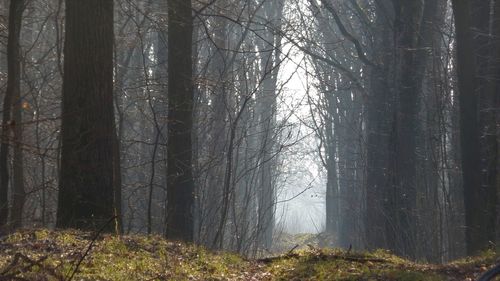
[287,244,299,255]
[66,216,117,281]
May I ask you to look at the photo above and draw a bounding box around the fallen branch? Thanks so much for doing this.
[0,252,63,280]
[258,250,388,264]
[66,216,118,281]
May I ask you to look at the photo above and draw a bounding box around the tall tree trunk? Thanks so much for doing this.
[338,86,363,250]
[10,0,32,230]
[452,0,488,255]
[364,0,394,250]
[10,67,25,229]
[0,0,25,231]
[256,1,283,250]
[204,5,228,248]
[472,0,498,253]
[166,0,195,242]
[57,0,116,231]
[415,0,447,262]
[325,98,339,242]
[388,1,425,258]
[490,0,500,247]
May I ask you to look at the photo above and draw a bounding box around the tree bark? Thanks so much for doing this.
[452,0,488,255]
[0,0,25,231]
[204,4,228,248]
[490,0,500,247]
[166,0,195,242]
[472,0,497,253]
[57,0,116,231]
[365,0,394,251]
[255,0,283,251]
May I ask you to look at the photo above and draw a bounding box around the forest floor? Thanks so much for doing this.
[0,229,497,280]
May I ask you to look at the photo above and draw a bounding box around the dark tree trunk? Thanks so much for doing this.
[10,69,25,229]
[388,1,425,258]
[166,0,195,242]
[491,0,500,246]
[452,0,489,255]
[113,126,122,234]
[0,0,25,231]
[472,0,498,254]
[57,0,116,231]
[365,0,394,250]
[415,0,447,261]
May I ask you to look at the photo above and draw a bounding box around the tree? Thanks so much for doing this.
[0,0,25,231]
[364,0,394,252]
[166,0,195,241]
[451,0,490,255]
[493,0,500,246]
[56,0,117,231]
[255,0,284,251]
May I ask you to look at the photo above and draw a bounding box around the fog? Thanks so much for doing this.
[0,0,498,264]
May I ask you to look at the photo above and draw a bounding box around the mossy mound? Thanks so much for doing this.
[0,229,263,280]
[262,247,498,281]
[0,229,497,280]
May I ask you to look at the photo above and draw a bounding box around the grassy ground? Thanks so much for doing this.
[0,229,497,280]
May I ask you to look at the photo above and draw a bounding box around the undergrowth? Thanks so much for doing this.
[0,229,497,280]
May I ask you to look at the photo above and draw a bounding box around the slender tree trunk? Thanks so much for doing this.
[325,103,339,242]
[113,125,122,234]
[166,0,195,242]
[204,6,228,248]
[10,69,25,229]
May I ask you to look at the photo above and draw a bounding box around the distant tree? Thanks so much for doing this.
[166,0,195,241]
[0,0,25,231]
[56,0,117,231]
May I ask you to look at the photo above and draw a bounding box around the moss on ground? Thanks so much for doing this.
[0,229,497,280]
[0,229,258,280]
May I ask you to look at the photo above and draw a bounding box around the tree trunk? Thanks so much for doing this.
[57,0,116,231]
[204,5,228,248]
[256,0,283,250]
[490,0,500,247]
[0,0,25,231]
[472,0,498,254]
[452,0,488,255]
[365,0,394,250]
[325,102,339,242]
[166,0,195,242]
